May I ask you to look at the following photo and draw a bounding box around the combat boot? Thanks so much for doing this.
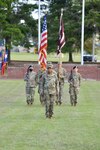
[58,101,62,105]
[71,102,73,106]
[55,101,58,105]
[31,98,34,104]
[27,100,30,105]
[48,115,52,119]
[46,112,49,118]
[74,101,77,106]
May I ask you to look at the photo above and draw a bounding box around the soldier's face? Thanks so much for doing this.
[48,68,53,74]
[74,68,78,72]
[58,64,62,68]
[29,69,33,72]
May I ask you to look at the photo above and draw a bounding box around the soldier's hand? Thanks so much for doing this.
[40,91,44,96]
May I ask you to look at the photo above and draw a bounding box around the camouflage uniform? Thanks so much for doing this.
[36,69,46,105]
[24,66,37,105]
[68,69,81,106]
[41,64,58,118]
[56,64,66,105]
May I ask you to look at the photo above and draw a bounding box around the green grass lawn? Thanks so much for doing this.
[11,51,100,62]
[11,52,81,62]
[0,80,100,150]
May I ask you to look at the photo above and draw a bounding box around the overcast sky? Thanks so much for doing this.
[19,0,49,19]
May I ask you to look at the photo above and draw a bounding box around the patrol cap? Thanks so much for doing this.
[28,65,33,70]
[47,62,53,69]
[47,62,52,65]
[73,66,78,70]
[29,66,33,70]
[58,62,62,65]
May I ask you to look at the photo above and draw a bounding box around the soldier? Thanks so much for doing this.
[68,66,81,106]
[36,64,46,105]
[56,62,66,105]
[41,63,58,118]
[47,62,57,75]
[24,65,37,105]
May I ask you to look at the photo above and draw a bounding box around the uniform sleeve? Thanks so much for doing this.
[40,74,45,94]
[63,68,66,79]
[68,74,72,83]
[35,72,39,84]
[55,75,59,95]
[24,72,28,81]
[35,73,38,86]
[78,73,81,86]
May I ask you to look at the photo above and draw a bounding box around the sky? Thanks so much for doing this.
[19,0,50,19]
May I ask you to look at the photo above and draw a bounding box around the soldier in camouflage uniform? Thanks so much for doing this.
[68,66,81,106]
[36,64,46,105]
[24,65,37,105]
[47,62,57,75]
[41,63,58,118]
[56,62,66,105]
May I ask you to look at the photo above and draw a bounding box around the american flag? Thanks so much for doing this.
[56,10,65,55]
[38,15,47,69]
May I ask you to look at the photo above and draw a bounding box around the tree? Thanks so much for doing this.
[85,0,100,40]
[48,0,82,62]
[0,0,37,63]
[47,0,100,62]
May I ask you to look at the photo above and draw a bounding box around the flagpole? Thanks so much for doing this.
[38,0,41,52]
[59,8,63,63]
[81,0,85,65]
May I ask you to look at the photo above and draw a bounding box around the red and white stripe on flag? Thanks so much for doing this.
[39,15,47,69]
[57,10,65,55]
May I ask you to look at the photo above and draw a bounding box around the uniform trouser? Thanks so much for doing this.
[57,82,64,103]
[26,87,35,104]
[69,86,79,105]
[38,87,45,105]
[44,92,55,117]
[40,94,45,104]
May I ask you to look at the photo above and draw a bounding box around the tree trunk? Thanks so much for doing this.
[68,51,73,62]
[7,47,10,65]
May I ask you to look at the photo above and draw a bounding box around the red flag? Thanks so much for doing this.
[56,9,65,55]
[1,62,6,75]
[39,15,47,69]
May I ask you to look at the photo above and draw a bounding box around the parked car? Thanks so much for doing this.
[83,54,97,62]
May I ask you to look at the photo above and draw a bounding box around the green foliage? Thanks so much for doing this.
[0,0,37,62]
[48,0,82,53]
[85,0,100,40]
[48,0,100,60]
[84,38,93,54]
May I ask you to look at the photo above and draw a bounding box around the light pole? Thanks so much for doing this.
[38,0,49,53]
[38,0,41,52]
[92,24,96,62]
[81,0,85,65]
[92,33,95,62]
